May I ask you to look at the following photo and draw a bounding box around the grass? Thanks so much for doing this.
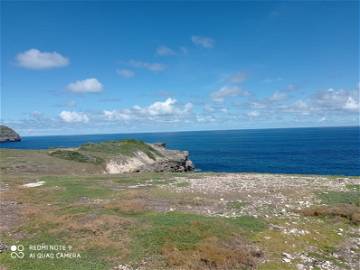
[299,188,360,225]
[49,150,104,164]
[175,181,190,187]
[318,191,360,206]
[346,184,360,192]
[226,200,246,210]
[301,204,360,224]
[43,176,113,203]
[0,195,266,270]
[254,216,347,270]
[79,139,162,160]
[1,167,358,270]
[130,212,266,269]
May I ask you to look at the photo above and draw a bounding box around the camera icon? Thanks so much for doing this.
[10,245,25,259]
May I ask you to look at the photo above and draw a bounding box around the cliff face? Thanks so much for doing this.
[0,125,21,143]
[105,142,194,173]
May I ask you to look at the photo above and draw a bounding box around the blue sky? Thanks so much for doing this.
[1,1,359,135]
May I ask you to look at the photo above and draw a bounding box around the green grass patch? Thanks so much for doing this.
[49,150,104,165]
[318,191,360,206]
[175,181,190,187]
[43,176,113,203]
[79,139,162,160]
[226,200,246,210]
[346,184,360,192]
[130,211,266,261]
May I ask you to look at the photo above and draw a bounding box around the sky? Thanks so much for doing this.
[1,1,359,136]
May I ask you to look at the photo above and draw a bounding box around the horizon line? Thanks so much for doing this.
[19,125,360,138]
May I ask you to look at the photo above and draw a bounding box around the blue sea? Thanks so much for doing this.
[1,127,359,176]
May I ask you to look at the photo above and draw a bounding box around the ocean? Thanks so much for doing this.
[1,126,359,176]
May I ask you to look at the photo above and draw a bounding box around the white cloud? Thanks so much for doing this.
[147,98,178,116]
[128,60,166,72]
[59,111,89,123]
[279,88,359,116]
[156,46,176,56]
[247,111,260,118]
[314,88,359,112]
[67,78,103,93]
[343,97,360,112]
[204,104,215,112]
[16,49,69,69]
[103,110,132,121]
[319,116,327,122]
[196,115,216,123]
[103,98,193,122]
[191,36,215,48]
[211,86,249,102]
[269,91,287,102]
[282,100,311,115]
[117,69,135,78]
[229,72,246,83]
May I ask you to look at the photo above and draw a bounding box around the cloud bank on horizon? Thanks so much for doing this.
[2,1,359,135]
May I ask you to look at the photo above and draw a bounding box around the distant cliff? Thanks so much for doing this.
[0,125,21,143]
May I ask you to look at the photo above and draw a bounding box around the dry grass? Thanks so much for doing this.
[19,204,133,261]
[161,236,259,270]
[103,199,146,214]
[301,204,360,224]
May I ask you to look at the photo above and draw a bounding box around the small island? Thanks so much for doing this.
[0,125,21,143]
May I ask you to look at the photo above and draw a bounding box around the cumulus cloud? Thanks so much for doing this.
[67,78,103,93]
[211,86,249,102]
[103,98,193,122]
[128,60,166,72]
[191,36,215,48]
[59,111,89,123]
[156,46,176,56]
[313,88,359,112]
[117,69,135,78]
[268,87,359,117]
[103,110,132,121]
[16,49,69,69]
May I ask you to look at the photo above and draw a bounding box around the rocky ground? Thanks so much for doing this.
[161,174,360,270]
[0,171,358,270]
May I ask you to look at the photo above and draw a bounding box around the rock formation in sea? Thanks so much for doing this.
[0,125,21,143]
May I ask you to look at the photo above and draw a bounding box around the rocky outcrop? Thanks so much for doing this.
[0,125,21,143]
[47,140,194,174]
[105,142,194,174]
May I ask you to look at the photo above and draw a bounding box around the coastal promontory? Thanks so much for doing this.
[0,125,21,143]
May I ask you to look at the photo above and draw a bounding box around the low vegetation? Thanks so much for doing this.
[79,140,162,160]
[49,150,104,164]
[301,204,360,224]
[318,190,360,206]
[0,149,359,270]
[300,187,360,224]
